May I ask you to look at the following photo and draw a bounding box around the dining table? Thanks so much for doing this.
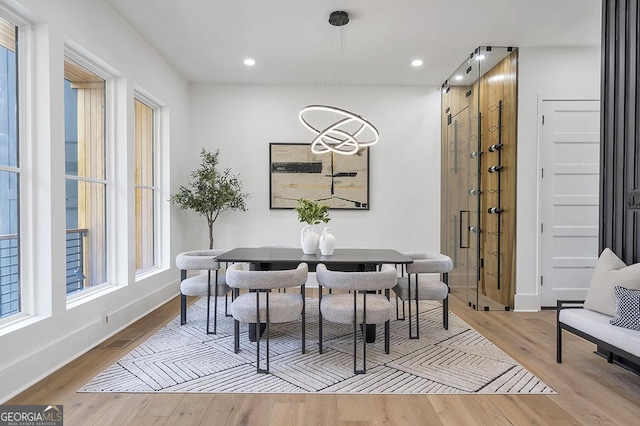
[215,247,413,271]
[215,247,413,342]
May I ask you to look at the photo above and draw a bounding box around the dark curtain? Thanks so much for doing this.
[600,0,640,264]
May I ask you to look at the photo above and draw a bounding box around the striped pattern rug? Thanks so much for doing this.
[79,297,554,394]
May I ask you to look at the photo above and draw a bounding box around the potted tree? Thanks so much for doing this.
[294,198,330,254]
[170,148,249,249]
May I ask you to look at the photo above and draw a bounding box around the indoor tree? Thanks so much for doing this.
[170,148,249,249]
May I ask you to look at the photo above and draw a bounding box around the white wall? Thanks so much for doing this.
[187,84,442,252]
[0,0,190,402]
[515,47,601,311]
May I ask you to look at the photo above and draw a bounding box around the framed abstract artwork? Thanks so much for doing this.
[269,143,369,209]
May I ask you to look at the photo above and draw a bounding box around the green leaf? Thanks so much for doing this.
[294,198,331,225]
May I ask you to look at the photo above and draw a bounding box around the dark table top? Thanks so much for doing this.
[215,247,412,270]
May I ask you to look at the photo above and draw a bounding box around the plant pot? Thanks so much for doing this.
[301,225,319,254]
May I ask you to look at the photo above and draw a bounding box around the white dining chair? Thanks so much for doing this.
[175,249,231,334]
[394,252,453,339]
[315,263,397,374]
[226,262,308,373]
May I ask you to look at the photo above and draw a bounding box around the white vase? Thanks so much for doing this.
[319,227,336,256]
[301,225,319,255]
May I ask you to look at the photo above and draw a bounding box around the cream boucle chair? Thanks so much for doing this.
[394,252,453,339]
[226,262,308,374]
[315,263,397,374]
[175,249,231,334]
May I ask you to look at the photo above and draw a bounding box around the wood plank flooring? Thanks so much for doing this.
[8,293,640,425]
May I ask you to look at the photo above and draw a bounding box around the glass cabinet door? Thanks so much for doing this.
[441,46,517,311]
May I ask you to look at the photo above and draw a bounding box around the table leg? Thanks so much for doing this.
[360,323,377,343]
[248,322,267,341]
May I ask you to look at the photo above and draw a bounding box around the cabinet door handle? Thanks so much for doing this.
[459,210,470,248]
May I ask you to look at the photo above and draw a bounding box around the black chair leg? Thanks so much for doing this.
[180,269,187,325]
[257,291,270,374]
[234,289,240,354]
[443,296,449,330]
[443,274,449,330]
[206,271,212,334]
[212,270,220,334]
[556,302,563,363]
[385,288,390,354]
[301,285,306,354]
[396,295,406,321]
[385,319,390,354]
[318,285,323,354]
[180,294,187,325]
[413,297,420,339]
[234,319,240,353]
[408,274,419,339]
[354,291,366,374]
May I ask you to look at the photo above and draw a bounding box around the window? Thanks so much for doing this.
[64,58,107,295]
[134,98,156,273]
[0,17,19,319]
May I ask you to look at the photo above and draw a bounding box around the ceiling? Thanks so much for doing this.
[105,0,602,87]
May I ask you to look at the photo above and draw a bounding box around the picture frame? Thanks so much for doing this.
[269,143,369,209]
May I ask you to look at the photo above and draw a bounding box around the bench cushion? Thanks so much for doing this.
[559,308,640,357]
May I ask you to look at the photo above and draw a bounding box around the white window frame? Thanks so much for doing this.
[133,91,161,277]
[0,8,30,329]
[64,41,122,306]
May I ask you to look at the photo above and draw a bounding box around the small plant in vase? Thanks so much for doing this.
[295,198,330,254]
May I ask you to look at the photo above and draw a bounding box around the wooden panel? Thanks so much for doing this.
[135,100,154,186]
[600,0,640,264]
[0,17,16,52]
[64,59,104,84]
[134,99,155,270]
[74,70,106,286]
[478,51,518,307]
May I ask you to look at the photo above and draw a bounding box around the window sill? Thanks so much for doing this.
[66,283,120,310]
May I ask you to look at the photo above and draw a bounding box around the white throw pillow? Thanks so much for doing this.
[583,248,640,317]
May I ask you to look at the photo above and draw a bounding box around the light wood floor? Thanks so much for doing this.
[8,293,640,425]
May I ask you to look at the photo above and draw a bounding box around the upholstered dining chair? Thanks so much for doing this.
[394,252,453,339]
[226,262,308,374]
[315,263,397,374]
[175,249,231,335]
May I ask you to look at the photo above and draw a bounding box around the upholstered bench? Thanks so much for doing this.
[557,248,640,368]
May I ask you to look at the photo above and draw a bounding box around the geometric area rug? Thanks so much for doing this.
[79,297,555,395]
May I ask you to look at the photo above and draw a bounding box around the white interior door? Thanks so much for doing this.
[540,100,600,307]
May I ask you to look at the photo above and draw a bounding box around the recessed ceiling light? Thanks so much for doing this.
[475,55,486,61]
[455,75,464,81]
[244,58,256,66]
[411,59,424,67]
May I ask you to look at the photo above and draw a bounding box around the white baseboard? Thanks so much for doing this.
[0,281,179,403]
[514,293,540,312]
